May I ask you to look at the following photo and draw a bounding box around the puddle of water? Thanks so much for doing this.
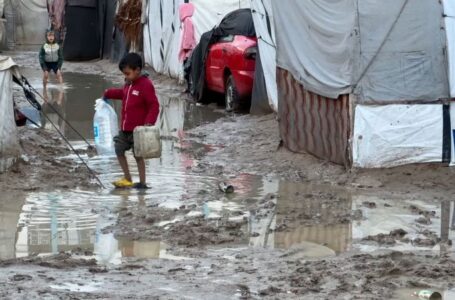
[4,69,455,264]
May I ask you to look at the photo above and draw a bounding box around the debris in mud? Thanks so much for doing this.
[106,204,248,247]
[416,216,432,225]
[362,201,377,208]
[10,274,33,282]
[363,229,408,245]
[409,205,436,218]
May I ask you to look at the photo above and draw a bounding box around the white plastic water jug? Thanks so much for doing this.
[133,126,161,159]
[93,99,118,156]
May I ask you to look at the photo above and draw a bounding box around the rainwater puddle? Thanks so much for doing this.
[3,70,454,265]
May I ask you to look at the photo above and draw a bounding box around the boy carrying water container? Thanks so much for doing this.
[104,53,160,189]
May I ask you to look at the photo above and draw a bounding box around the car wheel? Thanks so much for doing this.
[225,75,240,112]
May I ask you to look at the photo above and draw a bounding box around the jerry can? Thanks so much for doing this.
[133,126,161,158]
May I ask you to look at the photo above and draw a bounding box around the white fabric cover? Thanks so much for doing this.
[271,0,356,99]
[191,0,250,40]
[443,0,455,98]
[143,0,183,79]
[143,0,250,80]
[353,105,443,168]
[15,0,48,45]
[251,0,277,112]
[0,62,20,173]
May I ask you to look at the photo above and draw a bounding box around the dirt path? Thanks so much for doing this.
[1,52,454,299]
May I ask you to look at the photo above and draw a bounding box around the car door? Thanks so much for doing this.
[205,35,234,93]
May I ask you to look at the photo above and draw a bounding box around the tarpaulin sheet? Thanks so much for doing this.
[191,0,250,40]
[15,0,48,45]
[272,0,449,102]
[272,0,356,99]
[353,105,443,168]
[443,0,455,98]
[356,0,449,103]
[143,0,250,79]
[251,0,277,112]
[0,57,20,173]
[143,0,183,78]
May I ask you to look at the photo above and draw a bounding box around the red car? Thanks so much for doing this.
[205,35,257,111]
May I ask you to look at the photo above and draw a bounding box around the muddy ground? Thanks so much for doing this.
[0,51,454,299]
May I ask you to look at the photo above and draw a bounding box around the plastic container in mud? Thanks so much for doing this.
[219,182,234,193]
[93,99,118,156]
[133,126,161,159]
[414,290,442,300]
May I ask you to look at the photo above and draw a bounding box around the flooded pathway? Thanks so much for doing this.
[1,69,455,298]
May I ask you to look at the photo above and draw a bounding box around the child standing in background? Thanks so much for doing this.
[39,30,64,87]
[104,53,160,189]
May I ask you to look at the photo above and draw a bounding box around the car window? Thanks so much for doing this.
[218,35,234,43]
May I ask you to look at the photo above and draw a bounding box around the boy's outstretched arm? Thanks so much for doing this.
[144,81,160,125]
[104,88,124,100]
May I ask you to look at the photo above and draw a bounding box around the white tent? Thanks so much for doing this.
[143,0,250,80]
[250,0,277,112]
[0,56,21,173]
[272,0,454,168]
[13,0,48,46]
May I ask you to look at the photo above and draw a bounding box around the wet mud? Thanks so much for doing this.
[1,51,455,299]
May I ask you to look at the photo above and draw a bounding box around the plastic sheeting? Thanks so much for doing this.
[15,0,48,45]
[356,0,449,103]
[143,0,250,79]
[272,0,449,102]
[353,105,443,168]
[251,0,277,112]
[0,57,20,173]
[272,0,355,99]
[443,0,455,98]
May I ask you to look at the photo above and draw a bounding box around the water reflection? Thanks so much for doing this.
[0,193,25,260]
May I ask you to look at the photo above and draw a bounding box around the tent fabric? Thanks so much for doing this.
[251,0,277,112]
[15,0,48,45]
[143,0,183,78]
[178,3,196,62]
[272,0,356,99]
[353,104,443,168]
[443,0,455,98]
[143,0,250,80]
[250,50,272,115]
[356,0,449,103]
[64,0,103,61]
[272,0,449,102]
[190,8,256,101]
[0,61,20,173]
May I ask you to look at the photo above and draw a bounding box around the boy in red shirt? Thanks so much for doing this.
[104,53,160,189]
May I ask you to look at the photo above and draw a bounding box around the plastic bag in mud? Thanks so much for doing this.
[94,99,118,156]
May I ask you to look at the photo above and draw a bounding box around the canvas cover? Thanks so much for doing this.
[272,0,449,102]
[143,0,250,79]
[0,56,20,173]
[353,105,443,168]
[443,0,455,98]
[15,0,48,45]
[251,0,277,112]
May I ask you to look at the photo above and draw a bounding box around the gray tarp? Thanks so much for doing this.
[272,0,449,103]
[356,0,449,103]
[272,0,356,99]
